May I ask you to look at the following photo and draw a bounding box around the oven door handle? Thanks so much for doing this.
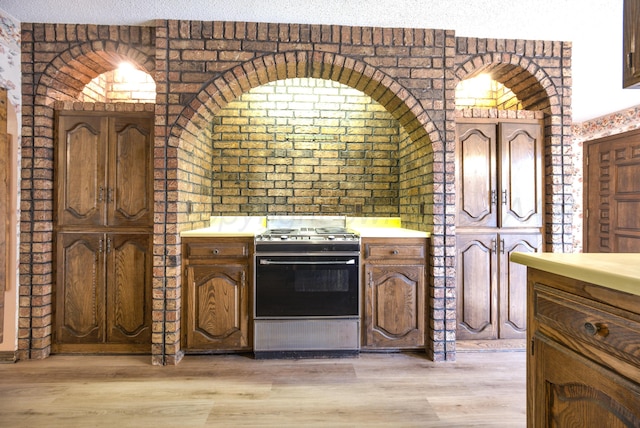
[259,259,357,265]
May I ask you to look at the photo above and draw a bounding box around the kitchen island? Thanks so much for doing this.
[510,252,640,427]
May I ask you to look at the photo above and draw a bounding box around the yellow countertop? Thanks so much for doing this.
[180,216,430,238]
[180,216,266,237]
[510,252,640,297]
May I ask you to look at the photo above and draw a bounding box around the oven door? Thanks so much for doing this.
[254,254,359,318]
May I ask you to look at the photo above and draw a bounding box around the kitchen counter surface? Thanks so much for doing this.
[352,227,430,238]
[180,216,266,237]
[510,252,640,297]
[180,216,430,238]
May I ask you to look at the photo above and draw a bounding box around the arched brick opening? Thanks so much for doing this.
[19,40,155,360]
[454,53,572,252]
[162,51,445,364]
[451,53,573,348]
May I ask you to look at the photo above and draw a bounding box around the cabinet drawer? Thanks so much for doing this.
[186,241,250,259]
[534,285,640,368]
[364,243,425,260]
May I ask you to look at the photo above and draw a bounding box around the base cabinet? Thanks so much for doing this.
[54,231,152,353]
[456,231,541,340]
[361,237,428,350]
[527,269,640,427]
[182,238,252,352]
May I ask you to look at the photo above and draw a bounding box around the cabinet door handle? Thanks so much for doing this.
[491,239,496,253]
[98,186,104,202]
[107,188,114,203]
[106,238,112,253]
[491,190,497,205]
[628,52,634,70]
[584,322,608,337]
[98,238,104,254]
[212,249,220,255]
[392,250,399,255]
[502,190,507,205]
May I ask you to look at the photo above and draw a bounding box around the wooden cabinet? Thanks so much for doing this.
[456,232,541,340]
[527,268,640,426]
[455,119,543,343]
[624,0,640,88]
[456,120,543,229]
[182,237,252,352]
[54,232,152,353]
[361,237,428,350]
[584,128,640,252]
[54,111,153,353]
[56,113,153,228]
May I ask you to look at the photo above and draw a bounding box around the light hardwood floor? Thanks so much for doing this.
[0,350,525,427]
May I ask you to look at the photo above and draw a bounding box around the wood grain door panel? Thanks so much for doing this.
[55,232,105,344]
[456,233,498,340]
[106,233,152,344]
[185,264,250,350]
[57,115,107,227]
[364,264,425,348]
[456,123,497,228]
[109,116,153,227]
[499,122,543,228]
[499,232,542,339]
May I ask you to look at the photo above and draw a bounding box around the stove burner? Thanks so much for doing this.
[268,228,296,235]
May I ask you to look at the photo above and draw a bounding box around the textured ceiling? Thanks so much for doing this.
[2,0,639,122]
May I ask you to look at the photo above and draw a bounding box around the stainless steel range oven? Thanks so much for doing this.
[253,216,360,358]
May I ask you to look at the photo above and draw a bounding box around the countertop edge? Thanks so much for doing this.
[510,252,640,297]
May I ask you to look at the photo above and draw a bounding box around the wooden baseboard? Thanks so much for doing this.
[0,351,16,363]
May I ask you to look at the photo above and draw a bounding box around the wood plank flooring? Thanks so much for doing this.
[0,350,525,427]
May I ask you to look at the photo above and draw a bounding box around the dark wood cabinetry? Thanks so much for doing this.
[624,0,640,88]
[456,232,541,340]
[455,119,543,342]
[527,268,640,426]
[182,238,252,352]
[361,237,428,350]
[584,128,640,252]
[54,112,153,353]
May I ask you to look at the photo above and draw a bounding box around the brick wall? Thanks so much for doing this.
[19,19,573,365]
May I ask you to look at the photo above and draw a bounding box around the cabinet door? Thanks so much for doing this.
[455,233,498,340]
[108,115,154,227]
[456,123,497,228]
[623,0,640,88]
[55,232,106,345]
[532,336,640,427]
[499,122,543,228]
[498,232,542,339]
[185,264,250,351]
[105,233,152,347]
[363,263,425,349]
[57,115,107,227]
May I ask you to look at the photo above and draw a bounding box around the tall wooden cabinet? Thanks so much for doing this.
[54,111,153,353]
[455,119,543,341]
[623,0,640,88]
[584,128,640,252]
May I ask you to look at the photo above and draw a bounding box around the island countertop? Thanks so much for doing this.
[510,252,640,297]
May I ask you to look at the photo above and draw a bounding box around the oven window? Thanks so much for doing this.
[295,270,349,292]
[255,256,359,317]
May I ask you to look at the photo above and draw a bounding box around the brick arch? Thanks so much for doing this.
[37,41,156,104]
[454,54,558,115]
[169,51,438,150]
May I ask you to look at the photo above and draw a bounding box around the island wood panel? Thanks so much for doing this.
[527,268,640,426]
